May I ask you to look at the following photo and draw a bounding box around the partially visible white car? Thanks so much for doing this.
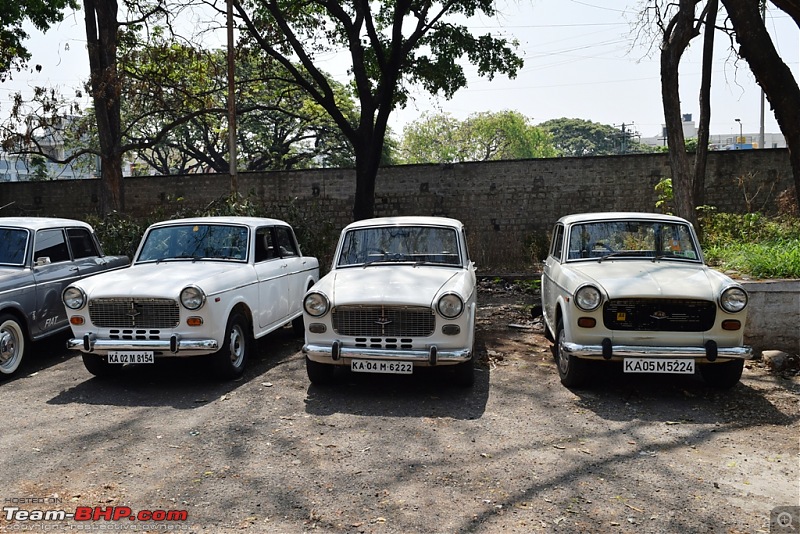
[302,216,477,386]
[542,212,752,389]
[62,216,319,379]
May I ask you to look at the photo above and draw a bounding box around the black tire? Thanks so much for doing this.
[292,314,305,337]
[82,353,123,377]
[212,312,250,379]
[452,359,475,387]
[554,319,590,388]
[306,356,335,385]
[700,359,744,388]
[0,314,26,376]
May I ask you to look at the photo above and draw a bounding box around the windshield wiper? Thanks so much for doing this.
[597,252,629,263]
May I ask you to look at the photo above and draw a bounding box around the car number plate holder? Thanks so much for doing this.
[623,358,695,374]
[351,359,413,374]
[108,351,155,364]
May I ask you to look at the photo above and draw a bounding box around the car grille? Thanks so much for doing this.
[603,298,716,332]
[88,298,180,329]
[332,305,435,337]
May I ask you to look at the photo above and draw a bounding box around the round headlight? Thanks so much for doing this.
[304,292,330,317]
[180,286,206,310]
[437,293,464,319]
[720,286,747,313]
[575,285,602,311]
[63,286,86,310]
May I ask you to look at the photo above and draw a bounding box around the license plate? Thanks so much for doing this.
[108,351,155,364]
[351,359,413,374]
[623,358,695,374]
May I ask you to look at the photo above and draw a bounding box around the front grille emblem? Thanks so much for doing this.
[126,303,142,318]
[375,316,392,326]
[651,311,668,320]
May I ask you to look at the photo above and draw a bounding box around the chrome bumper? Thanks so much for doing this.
[303,342,471,365]
[562,341,753,360]
[67,334,218,355]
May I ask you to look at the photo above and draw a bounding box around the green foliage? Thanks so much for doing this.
[400,111,556,163]
[654,177,673,214]
[700,212,800,278]
[538,117,655,156]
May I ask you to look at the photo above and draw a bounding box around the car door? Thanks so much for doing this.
[253,226,290,330]
[542,224,565,333]
[31,228,78,337]
[65,227,112,276]
[273,225,308,316]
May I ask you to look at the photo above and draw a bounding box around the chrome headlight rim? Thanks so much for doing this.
[180,285,206,310]
[62,286,86,310]
[437,292,465,319]
[719,286,748,313]
[574,284,603,311]
[304,291,330,317]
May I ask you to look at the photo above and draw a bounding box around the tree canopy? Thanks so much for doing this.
[538,117,654,157]
[400,111,556,163]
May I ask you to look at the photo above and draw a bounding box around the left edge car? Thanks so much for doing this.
[62,216,319,379]
[0,217,130,377]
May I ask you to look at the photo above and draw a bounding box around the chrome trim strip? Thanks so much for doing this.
[303,343,471,363]
[67,337,218,353]
[561,341,753,360]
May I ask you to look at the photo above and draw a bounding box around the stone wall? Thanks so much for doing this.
[1,148,794,271]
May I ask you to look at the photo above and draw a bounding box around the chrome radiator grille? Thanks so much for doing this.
[88,298,180,329]
[332,306,435,337]
[603,298,716,332]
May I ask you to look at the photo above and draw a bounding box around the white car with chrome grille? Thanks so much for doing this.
[542,212,752,389]
[62,216,319,379]
[302,216,477,386]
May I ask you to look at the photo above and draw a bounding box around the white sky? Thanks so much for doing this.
[1,0,797,140]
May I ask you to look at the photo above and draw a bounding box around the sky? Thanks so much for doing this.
[1,0,798,141]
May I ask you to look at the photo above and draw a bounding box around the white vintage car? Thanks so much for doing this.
[542,212,752,389]
[302,216,477,386]
[62,216,319,379]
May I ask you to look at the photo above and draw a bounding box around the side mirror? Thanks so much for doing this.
[35,256,52,266]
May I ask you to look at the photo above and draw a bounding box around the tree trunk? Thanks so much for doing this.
[661,0,700,227]
[84,0,124,215]
[722,0,800,213]
[693,0,717,214]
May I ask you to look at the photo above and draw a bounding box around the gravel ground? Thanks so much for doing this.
[0,280,798,533]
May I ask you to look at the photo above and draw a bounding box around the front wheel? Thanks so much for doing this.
[554,319,589,388]
[82,353,123,377]
[0,314,26,376]
[212,312,251,379]
[306,356,335,385]
[700,359,744,388]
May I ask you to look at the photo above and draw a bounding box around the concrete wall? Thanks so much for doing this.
[741,280,800,355]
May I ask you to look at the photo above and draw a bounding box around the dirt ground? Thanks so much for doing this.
[0,279,798,533]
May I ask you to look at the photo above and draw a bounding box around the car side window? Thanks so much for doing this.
[67,228,100,259]
[551,225,565,261]
[254,227,278,263]
[275,226,299,257]
[35,229,71,264]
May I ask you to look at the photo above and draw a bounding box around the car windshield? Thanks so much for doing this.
[337,226,461,267]
[566,220,701,262]
[137,224,249,263]
[0,228,28,266]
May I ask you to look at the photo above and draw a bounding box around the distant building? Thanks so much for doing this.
[639,113,787,150]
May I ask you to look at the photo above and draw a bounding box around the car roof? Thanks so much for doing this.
[556,212,691,226]
[147,216,290,229]
[343,216,465,230]
[0,217,93,231]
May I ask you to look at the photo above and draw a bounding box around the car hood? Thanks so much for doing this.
[567,261,726,300]
[322,265,470,307]
[73,261,252,299]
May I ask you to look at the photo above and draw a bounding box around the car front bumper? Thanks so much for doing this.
[562,340,753,360]
[303,342,472,366]
[67,334,219,355]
